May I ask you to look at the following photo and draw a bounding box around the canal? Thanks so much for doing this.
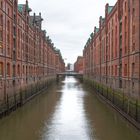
[0,77,140,140]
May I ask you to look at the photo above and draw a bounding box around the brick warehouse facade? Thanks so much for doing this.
[0,0,65,108]
[74,56,84,74]
[83,0,140,100]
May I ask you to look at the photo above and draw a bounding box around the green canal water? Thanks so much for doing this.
[0,77,139,140]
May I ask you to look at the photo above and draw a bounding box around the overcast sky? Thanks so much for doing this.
[19,0,116,64]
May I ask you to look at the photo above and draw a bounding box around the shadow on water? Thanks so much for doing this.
[0,76,139,140]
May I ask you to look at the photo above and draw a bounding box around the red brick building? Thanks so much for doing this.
[0,0,65,104]
[74,56,84,74]
[83,0,140,99]
[55,48,65,74]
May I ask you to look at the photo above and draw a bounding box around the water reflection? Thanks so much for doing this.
[0,76,139,140]
[41,77,92,140]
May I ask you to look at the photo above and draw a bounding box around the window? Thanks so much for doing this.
[0,62,3,76]
[0,42,2,53]
[8,8,9,15]
[115,65,117,76]
[124,16,127,31]
[14,0,17,9]
[132,0,135,5]
[7,33,10,55]
[120,36,122,48]
[26,66,28,75]
[109,66,110,75]
[132,63,135,77]
[120,22,122,33]
[1,1,3,9]
[112,65,113,76]
[125,2,127,12]
[132,82,135,90]
[23,65,25,74]
[125,32,127,53]
[132,8,135,17]
[7,34,10,44]
[13,65,15,77]
[132,25,135,34]
[0,30,3,42]
[132,42,135,51]
[119,79,122,88]
[124,64,127,76]
[112,19,114,26]
[0,15,3,51]
[7,63,10,76]
[14,15,16,23]
[7,34,10,55]
[13,27,16,36]
[0,30,2,50]
[7,20,10,31]
[17,65,20,76]
[0,15,3,26]
[112,30,114,58]
[13,38,16,48]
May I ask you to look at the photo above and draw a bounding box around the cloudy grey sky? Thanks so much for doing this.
[19,0,116,64]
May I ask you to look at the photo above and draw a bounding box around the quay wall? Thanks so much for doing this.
[84,77,140,130]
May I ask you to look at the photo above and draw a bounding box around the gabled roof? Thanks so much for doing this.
[18,4,31,14]
[95,28,99,33]
[18,4,24,13]
[108,6,114,14]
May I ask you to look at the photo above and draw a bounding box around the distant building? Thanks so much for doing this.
[66,63,73,71]
[67,63,71,70]
[74,56,84,74]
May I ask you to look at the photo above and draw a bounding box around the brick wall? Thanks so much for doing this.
[83,0,140,99]
[0,0,65,103]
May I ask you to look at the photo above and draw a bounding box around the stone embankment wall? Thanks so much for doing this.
[84,77,140,130]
